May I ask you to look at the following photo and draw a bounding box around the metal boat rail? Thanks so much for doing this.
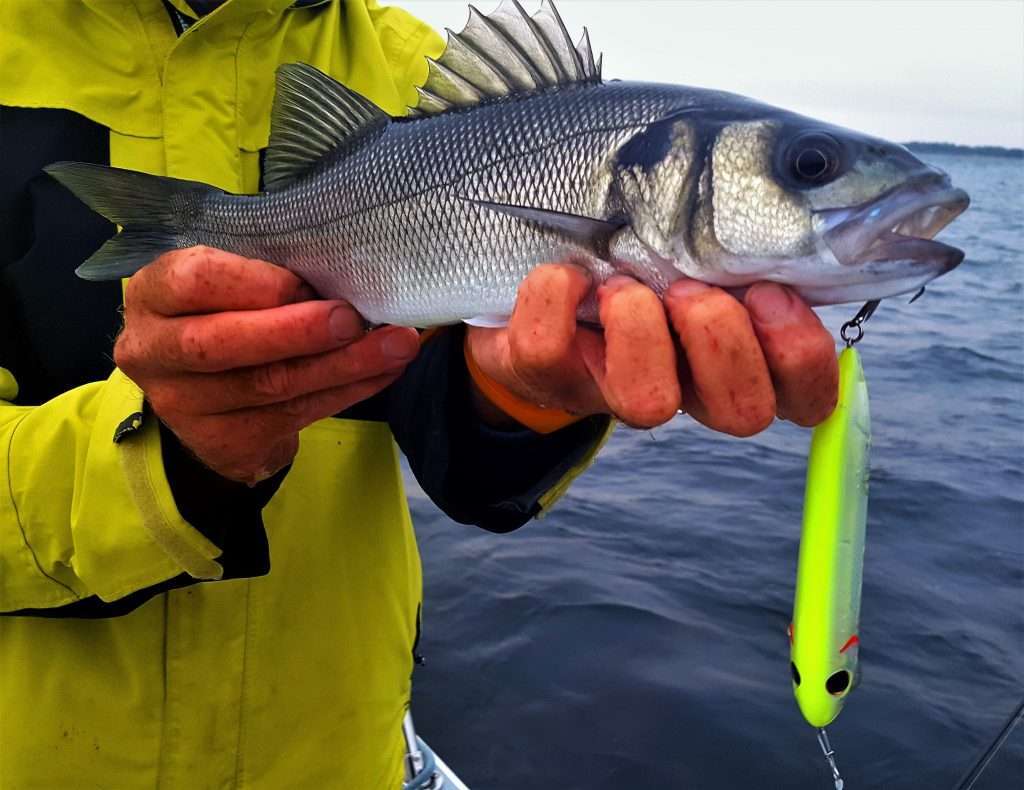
[402,711,470,790]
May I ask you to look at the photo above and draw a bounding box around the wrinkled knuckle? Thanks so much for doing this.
[164,265,197,306]
[186,244,217,266]
[250,362,294,401]
[168,247,215,301]
[123,273,145,307]
[113,332,144,373]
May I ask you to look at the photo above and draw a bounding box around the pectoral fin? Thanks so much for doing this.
[462,198,622,253]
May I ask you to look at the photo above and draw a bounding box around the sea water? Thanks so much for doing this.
[408,151,1024,789]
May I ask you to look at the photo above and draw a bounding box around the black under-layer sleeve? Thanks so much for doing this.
[158,421,287,579]
[387,327,610,533]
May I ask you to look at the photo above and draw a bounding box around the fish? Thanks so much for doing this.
[45,0,970,328]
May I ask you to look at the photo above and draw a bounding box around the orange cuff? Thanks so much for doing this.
[463,334,583,435]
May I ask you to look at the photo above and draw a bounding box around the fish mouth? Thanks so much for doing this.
[816,176,970,275]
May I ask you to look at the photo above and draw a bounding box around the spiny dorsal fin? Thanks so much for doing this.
[533,0,584,81]
[414,0,602,117]
[576,27,596,81]
[265,63,390,190]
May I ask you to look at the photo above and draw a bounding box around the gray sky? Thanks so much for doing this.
[400,0,1024,148]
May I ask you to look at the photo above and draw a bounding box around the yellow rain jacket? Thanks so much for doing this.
[0,1,606,786]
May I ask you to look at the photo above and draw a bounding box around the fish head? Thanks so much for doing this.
[676,112,970,305]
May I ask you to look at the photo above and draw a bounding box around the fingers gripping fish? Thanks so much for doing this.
[46,0,969,328]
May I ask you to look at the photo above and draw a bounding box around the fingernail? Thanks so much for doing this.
[747,283,794,325]
[329,306,364,341]
[380,329,419,361]
[666,279,710,300]
[597,275,638,302]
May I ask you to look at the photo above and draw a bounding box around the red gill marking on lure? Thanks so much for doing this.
[839,634,860,653]
[787,623,793,645]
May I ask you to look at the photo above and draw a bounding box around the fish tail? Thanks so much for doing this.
[44,162,216,280]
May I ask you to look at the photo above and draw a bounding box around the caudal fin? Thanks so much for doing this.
[44,162,216,280]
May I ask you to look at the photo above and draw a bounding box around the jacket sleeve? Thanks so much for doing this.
[0,367,283,615]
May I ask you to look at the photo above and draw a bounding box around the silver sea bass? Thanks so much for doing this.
[48,0,970,327]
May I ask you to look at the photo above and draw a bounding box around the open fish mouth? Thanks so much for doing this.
[816,176,970,273]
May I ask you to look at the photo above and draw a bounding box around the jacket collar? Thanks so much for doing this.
[168,0,328,19]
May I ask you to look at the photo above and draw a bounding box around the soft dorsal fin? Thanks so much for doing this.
[264,63,390,190]
[413,0,602,117]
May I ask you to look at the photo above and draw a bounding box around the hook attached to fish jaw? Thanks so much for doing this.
[839,285,924,346]
[840,299,881,346]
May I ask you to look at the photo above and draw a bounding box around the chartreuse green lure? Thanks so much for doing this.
[790,345,871,789]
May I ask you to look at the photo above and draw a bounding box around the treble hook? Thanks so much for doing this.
[840,299,881,347]
[816,727,845,790]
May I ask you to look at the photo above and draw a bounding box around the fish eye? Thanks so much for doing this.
[826,669,851,696]
[784,132,843,187]
[790,662,802,687]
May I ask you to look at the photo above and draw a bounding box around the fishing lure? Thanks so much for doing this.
[790,301,877,788]
[790,344,870,728]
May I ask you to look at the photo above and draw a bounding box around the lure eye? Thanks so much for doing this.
[826,669,851,696]
[784,133,843,187]
[790,662,801,687]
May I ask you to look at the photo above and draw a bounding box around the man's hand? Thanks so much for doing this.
[115,246,419,484]
[466,263,838,435]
